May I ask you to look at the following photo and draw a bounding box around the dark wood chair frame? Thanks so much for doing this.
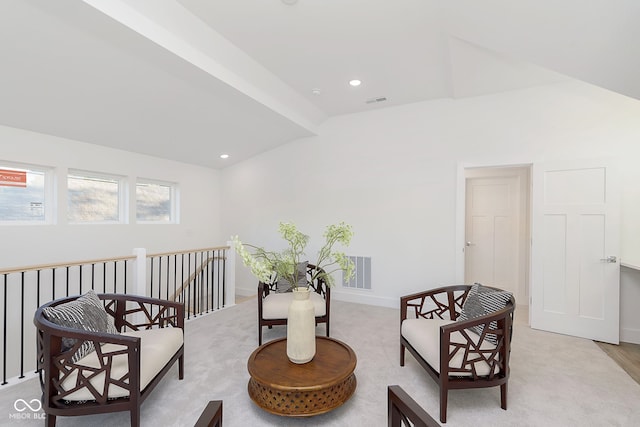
[194,400,223,427]
[388,385,440,427]
[400,285,515,424]
[257,263,330,345]
[34,293,185,427]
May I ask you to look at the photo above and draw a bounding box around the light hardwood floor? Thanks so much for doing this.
[596,341,640,386]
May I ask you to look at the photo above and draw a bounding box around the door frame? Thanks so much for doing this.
[455,162,532,309]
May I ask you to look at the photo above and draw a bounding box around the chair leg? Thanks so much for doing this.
[258,325,263,346]
[46,414,56,427]
[178,354,184,380]
[131,407,140,427]
[325,320,330,337]
[440,387,448,423]
[501,383,508,410]
[400,343,405,366]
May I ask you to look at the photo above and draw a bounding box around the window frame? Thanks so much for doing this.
[0,161,54,225]
[135,178,178,224]
[67,169,127,224]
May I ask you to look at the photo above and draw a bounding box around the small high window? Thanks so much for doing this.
[136,180,176,223]
[0,164,50,224]
[68,171,124,223]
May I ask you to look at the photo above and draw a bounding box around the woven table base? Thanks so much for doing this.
[247,337,358,417]
[248,374,356,416]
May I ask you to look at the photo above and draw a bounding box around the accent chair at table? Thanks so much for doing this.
[257,263,330,345]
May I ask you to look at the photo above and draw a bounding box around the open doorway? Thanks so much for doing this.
[463,165,531,307]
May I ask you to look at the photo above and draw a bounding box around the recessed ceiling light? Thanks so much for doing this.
[220,154,229,159]
[349,79,361,87]
[311,88,321,95]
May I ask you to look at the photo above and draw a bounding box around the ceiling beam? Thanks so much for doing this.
[83,0,326,134]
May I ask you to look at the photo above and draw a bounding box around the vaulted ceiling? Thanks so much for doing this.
[0,0,638,169]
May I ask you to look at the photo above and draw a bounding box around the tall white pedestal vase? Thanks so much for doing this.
[287,287,316,364]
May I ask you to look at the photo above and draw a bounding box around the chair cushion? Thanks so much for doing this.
[42,290,118,363]
[458,283,512,344]
[262,291,326,319]
[60,326,183,401]
[401,318,497,377]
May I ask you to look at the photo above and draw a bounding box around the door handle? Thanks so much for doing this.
[600,255,617,263]
[465,241,475,247]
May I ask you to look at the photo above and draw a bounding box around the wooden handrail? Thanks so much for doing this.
[0,255,136,275]
[147,246,229,258]
[0,246,229,275]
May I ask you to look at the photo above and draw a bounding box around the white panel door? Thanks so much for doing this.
[465,176,520,296]
[531,160,620,344]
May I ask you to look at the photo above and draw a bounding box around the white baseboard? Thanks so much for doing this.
[620,328,640,345]
[235,286,256,297]
[332,289,398,309]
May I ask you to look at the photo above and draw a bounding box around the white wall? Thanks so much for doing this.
[1,79,638,340]
[221,80,640,316]
[621,266,640,343]
[0,125,222,269]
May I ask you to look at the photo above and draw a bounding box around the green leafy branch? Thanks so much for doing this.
[232,222,355,289]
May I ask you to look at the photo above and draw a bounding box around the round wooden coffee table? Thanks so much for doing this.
[247,336,357,416]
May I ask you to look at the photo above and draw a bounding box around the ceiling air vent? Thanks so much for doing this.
[365,96,387,104]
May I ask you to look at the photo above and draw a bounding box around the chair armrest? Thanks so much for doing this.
[307,264,330,301]
[36,313,139,349]
[258,281,270,298]
[194,400,223,427]
[438,303,514,379]
[100,293,184,331]
[49,329,140,368]
[35,316,142,404]
[306,263,322,290]
[440,304,513,334]
[388,385,439,427]
[400,285,470,323]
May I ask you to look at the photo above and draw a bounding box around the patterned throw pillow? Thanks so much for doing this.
[457,283,512,344]
[43,290,118,363]
[276,261,309,293]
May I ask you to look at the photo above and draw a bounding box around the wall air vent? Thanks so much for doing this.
[343,256,372,290]
[365,96,387,104]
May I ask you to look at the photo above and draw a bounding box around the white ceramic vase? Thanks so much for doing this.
[286,287,316,364]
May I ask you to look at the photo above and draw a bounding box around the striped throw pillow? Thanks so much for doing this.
[43,290,118,363]
[458,283,512,344]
